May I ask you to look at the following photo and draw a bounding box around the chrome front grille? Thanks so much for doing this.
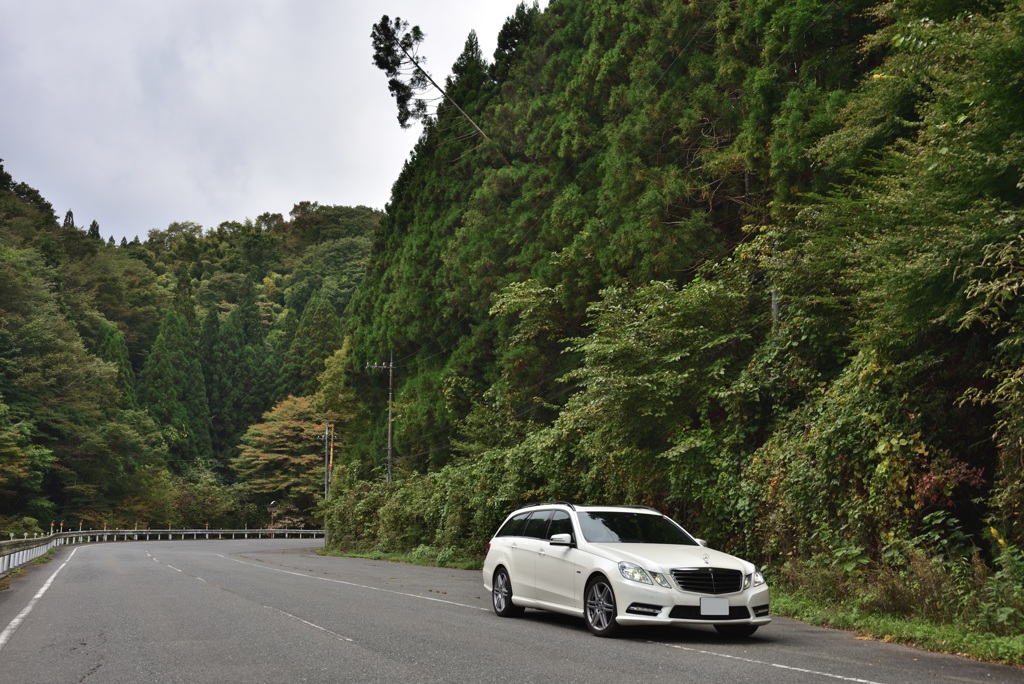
[670,567,743,595]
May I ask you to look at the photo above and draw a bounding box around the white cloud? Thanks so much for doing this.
[0,0,545,241]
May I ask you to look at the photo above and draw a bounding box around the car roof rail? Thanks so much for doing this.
[524,501,576,510]
[580,504,661,513]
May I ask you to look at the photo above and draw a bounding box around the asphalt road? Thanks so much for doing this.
[0,540,1021,683]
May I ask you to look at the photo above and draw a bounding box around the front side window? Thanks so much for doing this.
[547,510,573,539]
[577,511,698,545]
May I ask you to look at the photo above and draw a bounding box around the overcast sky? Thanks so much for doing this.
[0,0,546,243]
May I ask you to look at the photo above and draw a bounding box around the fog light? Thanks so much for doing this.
[626,603,663,616]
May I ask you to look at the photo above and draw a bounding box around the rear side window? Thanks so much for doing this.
[522,510,553,539]
[496,512,531,537]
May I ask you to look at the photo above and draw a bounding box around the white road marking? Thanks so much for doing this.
[220,554,490,612]
[157,554,355,643]
[654,641,887,684]
[0,548,78,653]
[262,605,354,643]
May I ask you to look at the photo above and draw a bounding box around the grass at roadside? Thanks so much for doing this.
[317,544,482,571]
[30,548,56,565]
[772,587,1024,666]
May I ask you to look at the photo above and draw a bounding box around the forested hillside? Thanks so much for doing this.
[2,0,1023,638]
[335,0,1024,634]
[0,163,378,531]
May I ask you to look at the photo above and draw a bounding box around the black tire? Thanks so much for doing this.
[491,567,524,617]
[584,577,620,637]
[714,623,759,638]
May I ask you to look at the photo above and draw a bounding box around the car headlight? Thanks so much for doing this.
[618,562,653,584]
[744,568,767,589]
[650,572,673,589]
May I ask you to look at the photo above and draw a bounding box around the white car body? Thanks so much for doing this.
[482,503,770,637]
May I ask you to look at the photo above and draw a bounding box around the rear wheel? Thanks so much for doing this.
[492,568,524,617]
[584,577,619,637]
[714,624,758,637]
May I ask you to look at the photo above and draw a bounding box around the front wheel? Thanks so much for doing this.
[714,624,759,637]
[584,577,620,637]
[492,568,524,617]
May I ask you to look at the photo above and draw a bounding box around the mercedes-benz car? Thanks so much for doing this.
[482,503,770,637]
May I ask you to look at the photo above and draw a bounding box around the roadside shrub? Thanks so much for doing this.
[860,549,982,623]
[0,516,44,537]
[435,545,458,566]
[325,480,386,551]
[409,544,436,563]
[374,476,432,552]
[775,513,1024,639]
[978,539,1024,635]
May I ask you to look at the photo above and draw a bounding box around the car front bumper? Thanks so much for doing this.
[612,580,771,627]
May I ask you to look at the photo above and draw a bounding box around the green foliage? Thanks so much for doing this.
[278,291,343,398]
[94,319,137,408]
[204,287,272,463]
[0,239,141,523]
[175,463,253,528]
[120,465,180,528]
[137,308,212,468]
[0,516,45,537]
[285,236,371,314]
[0,400,36,501]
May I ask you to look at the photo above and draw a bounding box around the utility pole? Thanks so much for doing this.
[317,423,335,499]
[366,352,395,484]
[328,423,335,493]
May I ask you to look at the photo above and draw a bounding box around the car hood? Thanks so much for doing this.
[584,543,753,573]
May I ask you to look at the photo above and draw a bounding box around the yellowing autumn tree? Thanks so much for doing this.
[230,395,335,527]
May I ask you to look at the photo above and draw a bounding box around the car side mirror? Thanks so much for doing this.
[695,538,708,547]
[549,533,574,547]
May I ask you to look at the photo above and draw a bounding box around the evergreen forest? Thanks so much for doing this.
[3,0,1024,644]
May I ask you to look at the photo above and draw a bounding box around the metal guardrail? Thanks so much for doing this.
[0,528,324,577]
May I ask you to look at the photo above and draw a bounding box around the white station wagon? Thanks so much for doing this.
[482,503,770,637]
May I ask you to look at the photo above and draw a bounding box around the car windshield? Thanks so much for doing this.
[577,511,699,545]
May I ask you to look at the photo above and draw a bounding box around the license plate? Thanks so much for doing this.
[700,598,730,616]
